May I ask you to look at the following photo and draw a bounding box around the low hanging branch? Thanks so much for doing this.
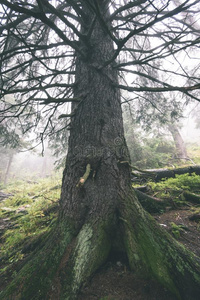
[58,93,87,119]
[58,113,75,119]
[114,83,200,93]
[76,164,91,188]
[40,97,80,104]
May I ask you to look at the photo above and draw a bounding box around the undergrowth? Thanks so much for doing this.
[148,173,200,205]
[170,222,186,239]
[1,172,200,276]
[187,143,200,165]
[0,174,61,273]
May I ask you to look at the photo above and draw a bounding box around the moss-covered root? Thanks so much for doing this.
[121,189,200,300]
[57,217,113,300]
[0,216,112,300]
[0,219,76,300]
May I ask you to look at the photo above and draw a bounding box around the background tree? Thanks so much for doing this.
[168,122,188,159]
[1,1,200,299]
[121,53,190,163]
[0,122,23,184]
[191,102,200,129]
[123,95,189,167]
[123,112,177,169]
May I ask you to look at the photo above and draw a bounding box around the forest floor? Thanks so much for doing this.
[79,206,200,300]
[1,176,200,300]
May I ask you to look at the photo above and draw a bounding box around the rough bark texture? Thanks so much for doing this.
[1,2,200,300]
[59,0,130,234]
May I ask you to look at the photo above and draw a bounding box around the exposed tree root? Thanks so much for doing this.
[0,220,76,300]
[52,216,115,300]
[189,213,200,222]
[121,189,200,300]
[135,189,168,213]
[1,190,200,300]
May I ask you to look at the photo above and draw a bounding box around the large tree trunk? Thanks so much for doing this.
[2,2,200,300]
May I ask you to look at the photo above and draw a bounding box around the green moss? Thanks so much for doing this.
[0,218,76,300]
[0,177,61,269]
[121,190,200,299]
[148,173,200,206]
[122,193,180,297]
[72,218,112,295]
[73,224,93,290]
[170,222,185,239]
[58,215,115,300]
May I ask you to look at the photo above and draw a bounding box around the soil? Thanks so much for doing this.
[79,263,177,300]
[1,205,200,299]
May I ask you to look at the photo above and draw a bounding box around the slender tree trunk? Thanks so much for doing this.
[4,152,14,185]
[168,123,188,159]
[2,2,200,300]
[41,156,47,177]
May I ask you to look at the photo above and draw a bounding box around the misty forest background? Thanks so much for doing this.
[1,1,200,299]
[1,99,200,185]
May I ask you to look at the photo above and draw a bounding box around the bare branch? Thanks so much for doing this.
[115,83,200,94]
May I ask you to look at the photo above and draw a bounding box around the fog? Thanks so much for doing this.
[0,147,58,185]
[1,104,199,185]
[181,117,200,144]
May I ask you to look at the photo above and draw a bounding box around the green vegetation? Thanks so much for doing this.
[1,172,200,274]
[148,173,200,206]
[187,143,200,165]
[170,222,185,239]
[134,137,175,169]
[0,175,61,272]
[1,170,200,297]
[125,128,176,169]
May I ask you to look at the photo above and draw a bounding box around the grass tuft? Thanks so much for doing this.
[0,174,61,272]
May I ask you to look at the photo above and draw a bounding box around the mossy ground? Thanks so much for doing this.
[147,173,200,206]
[0,175,61,288]
[1,173,200,299]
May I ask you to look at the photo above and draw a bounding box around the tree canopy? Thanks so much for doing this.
[0,0,200,145]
